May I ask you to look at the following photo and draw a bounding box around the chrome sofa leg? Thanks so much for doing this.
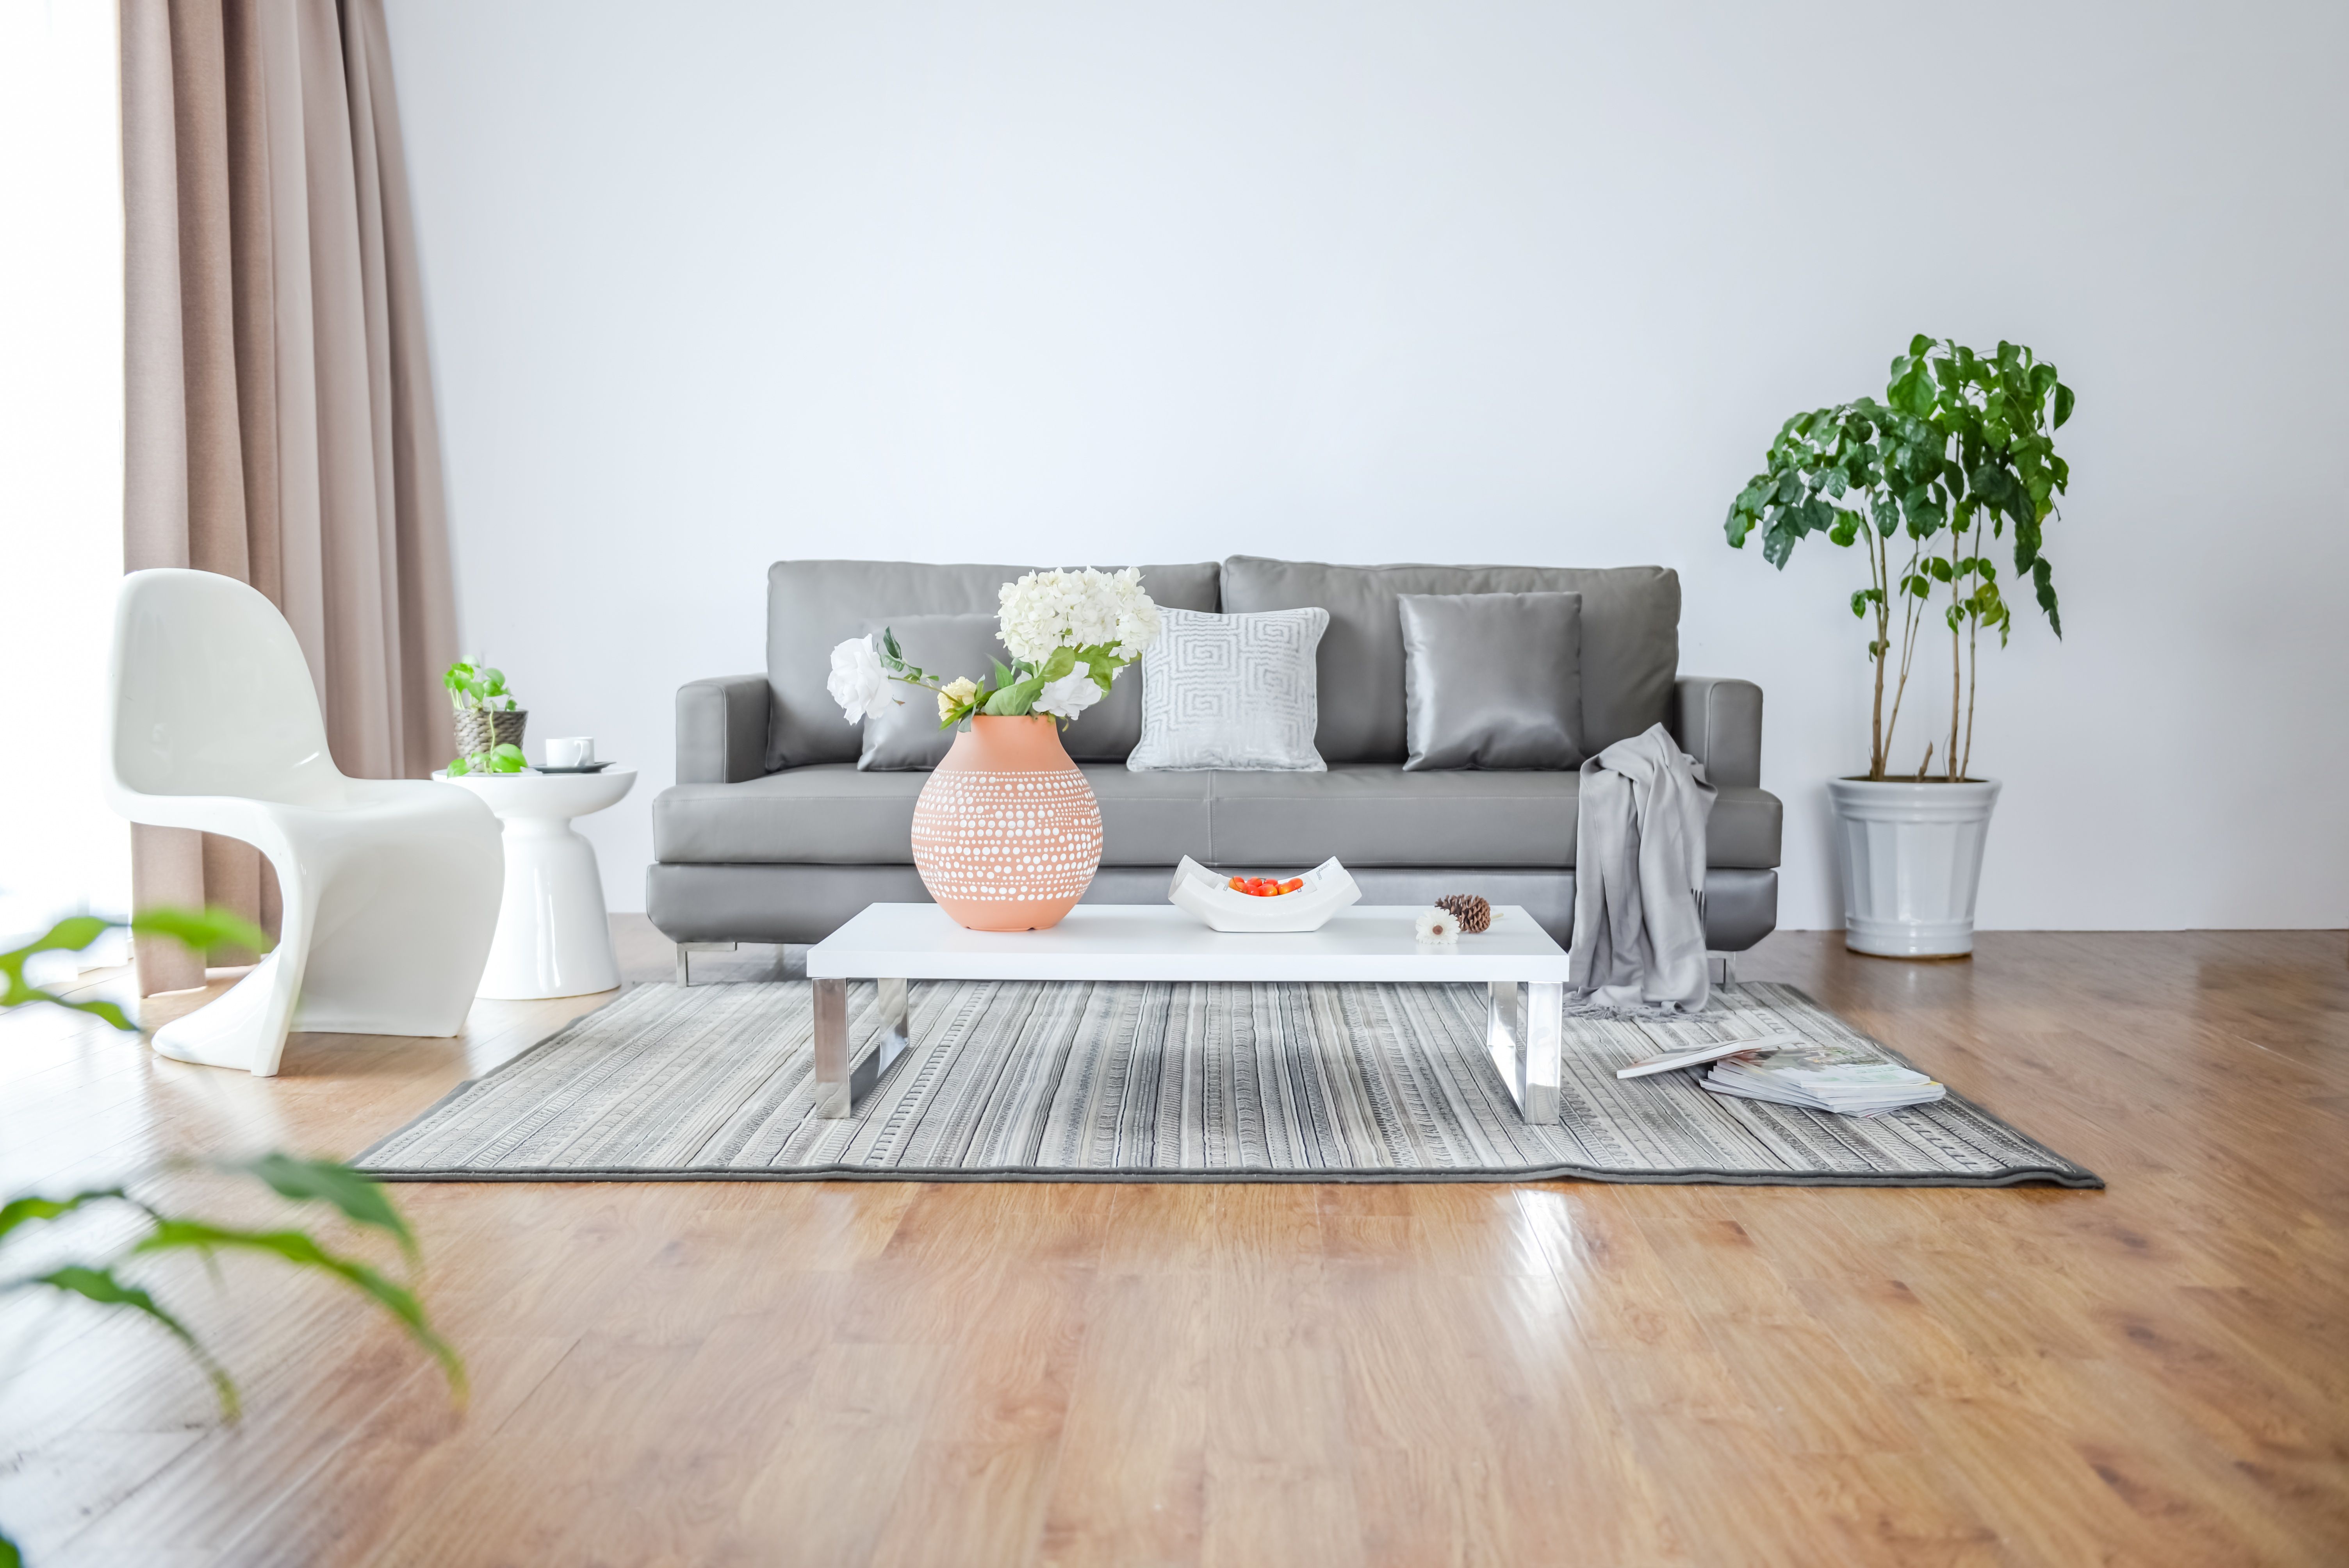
[1708,951,1739,991]
[674,942,737,987]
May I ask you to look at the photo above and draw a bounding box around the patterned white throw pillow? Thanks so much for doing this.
[1128,606,1330,772]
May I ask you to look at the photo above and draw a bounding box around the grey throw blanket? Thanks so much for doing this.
[1568,723,1717,1012]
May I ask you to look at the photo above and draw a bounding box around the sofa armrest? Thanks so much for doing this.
[1670,676,1763,789]
[677,674,771,784]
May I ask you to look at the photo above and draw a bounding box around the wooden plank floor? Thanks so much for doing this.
[1,921,2343,1566]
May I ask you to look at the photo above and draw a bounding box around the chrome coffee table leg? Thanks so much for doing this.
[1524,980,1561,1123]
[814,976,913,1119]
[814,977,850,1117]
[1486,978,1561,1124]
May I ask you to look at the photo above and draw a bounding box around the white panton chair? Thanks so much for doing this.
[103,569,504,1076]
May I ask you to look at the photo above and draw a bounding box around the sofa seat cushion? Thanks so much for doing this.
[652,765,1780,870]
[1209,765,1577,867]
[1215,770,1779,869]
[654,764,1212,868]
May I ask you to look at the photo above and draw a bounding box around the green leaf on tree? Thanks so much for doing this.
[30,1264,238,1419]
[130,906,271,957]
[131,1221,466,1402]
[219,1154,419,1272]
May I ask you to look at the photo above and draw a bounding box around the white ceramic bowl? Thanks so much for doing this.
[1167,855,1362,934]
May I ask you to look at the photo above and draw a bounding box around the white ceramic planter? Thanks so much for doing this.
[1826,777,2001,957]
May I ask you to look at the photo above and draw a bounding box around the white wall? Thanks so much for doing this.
[383,0,2349,929]
[0,0,130,958]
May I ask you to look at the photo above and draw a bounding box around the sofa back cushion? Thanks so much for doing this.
[854,614,1002,770]
[766,561,1222,769]
[1220,556,1679,763]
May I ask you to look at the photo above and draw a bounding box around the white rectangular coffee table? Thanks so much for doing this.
[804,903,1568,1123]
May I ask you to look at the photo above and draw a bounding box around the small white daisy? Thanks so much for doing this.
[1414,907,1460,944]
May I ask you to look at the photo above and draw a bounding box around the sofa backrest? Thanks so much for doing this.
[766,561,1223,770]
[1219,556,1681,763]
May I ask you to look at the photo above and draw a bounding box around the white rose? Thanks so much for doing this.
[1033,671,1103,721]
[825,635,891,723]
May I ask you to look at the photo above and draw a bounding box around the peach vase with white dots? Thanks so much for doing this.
[911,714,1102,930]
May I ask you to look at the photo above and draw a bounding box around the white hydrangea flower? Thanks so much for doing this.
[997,567,1162,664]
[1414,907,1461,944]
[1105,566,1162,656]
[825,635,891,723]
[1034,672,1103,721]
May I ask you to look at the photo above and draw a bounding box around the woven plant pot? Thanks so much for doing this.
[454,707,528,758]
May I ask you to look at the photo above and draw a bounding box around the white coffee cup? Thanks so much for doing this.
[546,736,597,768]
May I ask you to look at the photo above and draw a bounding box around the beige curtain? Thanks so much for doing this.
[122,0,458,994]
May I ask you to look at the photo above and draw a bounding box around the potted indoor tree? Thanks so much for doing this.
[1725,336,2074,956]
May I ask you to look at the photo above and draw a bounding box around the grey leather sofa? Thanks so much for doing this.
[647,557,1780,952]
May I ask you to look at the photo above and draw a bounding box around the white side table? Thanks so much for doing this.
[433,767,636,999]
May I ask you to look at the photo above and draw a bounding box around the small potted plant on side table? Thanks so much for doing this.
[1725,336,2075,957]
[446,657,526,768]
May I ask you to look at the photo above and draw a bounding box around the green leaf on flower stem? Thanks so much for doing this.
[220,1155,419,1271]
[1724,503,1753,548]
[130,905,271,957]
[2053,382,2075,428]
[131,1220,466,1402]
[488,744,528,774]
[447,754,470,776]
[991,658,1016,690]
[1037,647,1078,683]
[983,676,1045,716]
[29,1264,238,1419]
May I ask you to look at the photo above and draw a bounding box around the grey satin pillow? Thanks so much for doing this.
[856,614,1004,770]
[1397,591,1583,770]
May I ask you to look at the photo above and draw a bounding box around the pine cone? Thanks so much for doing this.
[1436,894,1491,934]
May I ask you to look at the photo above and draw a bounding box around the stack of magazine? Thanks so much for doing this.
[1615,1015,1945,1117]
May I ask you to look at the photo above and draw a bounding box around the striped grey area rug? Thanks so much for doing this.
[356,980,2097,1187]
